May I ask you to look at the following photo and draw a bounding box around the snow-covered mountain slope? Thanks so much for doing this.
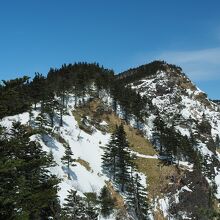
[120,64,220,197]
[135,71,219,142]
[0,96,151,219]
[1,109,107,202]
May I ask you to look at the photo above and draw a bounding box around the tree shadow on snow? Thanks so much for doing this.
[62,166,77,180]
[42,134,59,151]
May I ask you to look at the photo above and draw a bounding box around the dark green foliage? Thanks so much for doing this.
[117,60,182,84]
[114,124,133,192]
[198,119,212,135]
[102,129,118,180]
[0,76,31,119]
[102,124,149,218]
[61,189,86,220]
[84,192,99,220]
[61,144,76,179]
[0,62,114,120]
[153,115,204,168]
[0,122,60,219]
[110,81,147,125]
[0,59,218,220]
[215,134,220,148]
[99,186,115,217]
[152,113,166,152]
[127,174,149,220]
[102,124,134,192]
[29,73,49,110]
[61,190,99,220]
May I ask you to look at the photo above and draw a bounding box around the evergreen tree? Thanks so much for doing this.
[102,124,134,192]
[45,99,59,128]
[61,144,76,179]
[36,111,49,130]
[102,127,118,180]
[0,122,60,219]
[99,185,115,217]
[61,189,86,220]
[115,124,133,192]
[84,192,99,220]
[0,76,31,118]
[153,114,166,153]
[127,174,149,220]
[215,134,220,149]
[30,73,48,110]
[132,92,145,130]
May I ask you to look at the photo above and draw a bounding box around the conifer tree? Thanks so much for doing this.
[99,185,115,217]
[115,124,133,192]
[84,192,99,220]
[61,189,86,219]
[133,92,145,130]
[127,174,149,220]
[153,114,166,153]
[102,124,134,192]
[0,122,60,219]
[45,99,59,128]
[102,127,118,180]
[36,111,49,130]
[215,134,220,148]
[61,144,76,179]
[30,73,47,110]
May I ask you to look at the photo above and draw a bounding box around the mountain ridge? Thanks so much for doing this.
[0,60,220,219]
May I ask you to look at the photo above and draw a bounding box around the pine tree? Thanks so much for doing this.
[84,192,99,220]
[127,174,149,220]
[0,122,60,219]
[132,92,145,130]
[102,127,118,180]
[0,76,31,118]
[45,99,59,128]
[153,114,165,153]
[61,189,86,220]
[99,185,115,217]
[115,124,132,192]
[36,111,49,130]
[102,124,134,192]
[215,134,220,149]
[61,144,76,179]
[30,73,47,110]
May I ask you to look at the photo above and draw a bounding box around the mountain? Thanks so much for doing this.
[119,61,220,219]
[0,61,220,219]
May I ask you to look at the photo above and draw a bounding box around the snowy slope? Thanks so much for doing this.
[0,94,151,220]
[1,107,109,203]
[127,67,220,200]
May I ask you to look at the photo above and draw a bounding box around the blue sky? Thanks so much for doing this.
[0,0,220,98]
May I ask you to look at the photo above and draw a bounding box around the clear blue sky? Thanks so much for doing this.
[0,0,220,98]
